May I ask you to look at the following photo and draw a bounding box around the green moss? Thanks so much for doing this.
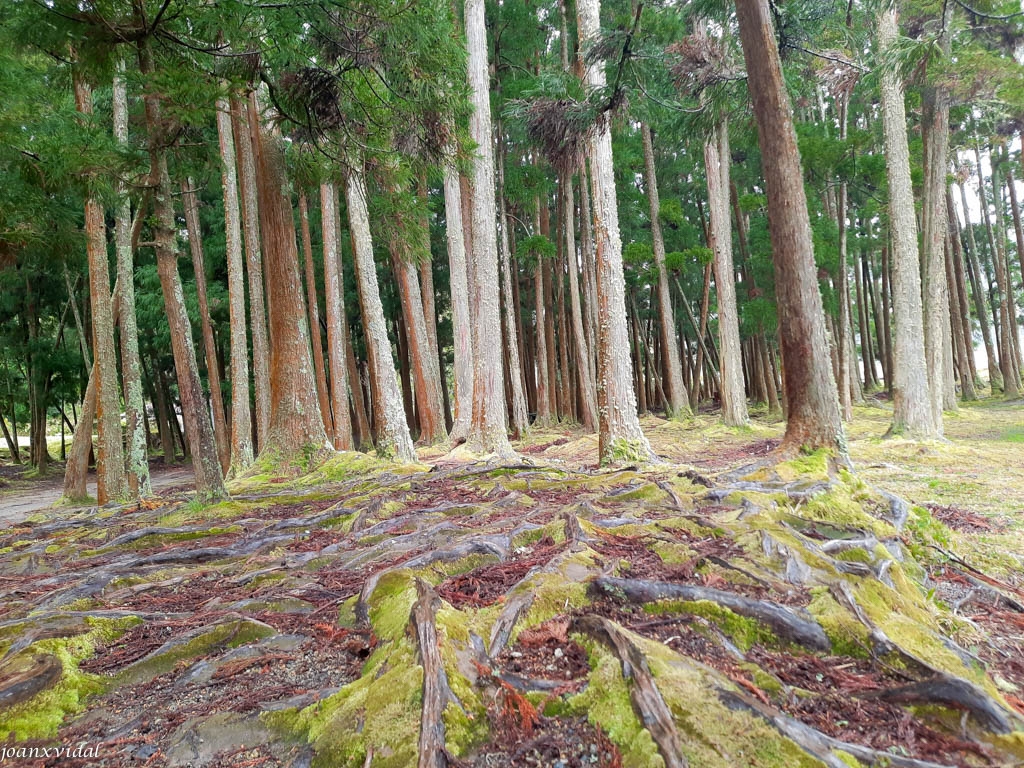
[604,438,654,467]
[775,449,831,482]
[806,587,870,659]
[834,751,863,767]
[0,616,139,742]
[567,638,665,768]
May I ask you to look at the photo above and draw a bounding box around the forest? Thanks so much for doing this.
[0,0,1023,765]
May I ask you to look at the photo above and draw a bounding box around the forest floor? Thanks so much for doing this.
[0,400,1023,768]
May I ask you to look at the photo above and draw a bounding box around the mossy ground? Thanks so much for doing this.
[0,400,1022,766]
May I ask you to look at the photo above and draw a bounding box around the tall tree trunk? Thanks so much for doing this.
[577,0,653,464]
[63,365,96,501]
[417,176,440,369]
[835,97,853,421]
[138,39,226,500]
[878,6,937,438]
[74,72,125,504]
[230,96,272,450]
[921,8,955,423]
[113,62,151,497]
[704,117,748,427]
[214,96,254,476]
[579,165,599,387]
[735,0,846,458]
[465,0,513,456]
[533,253,553,424]
[299,190,334,436]
[181,180,232,471]
[641,124,687,419]
[345,164,416,461]
[345,313,373,450]
[562,166,598,430]
[443,159,474,443]
[253,130,329,458]
[989,156,1019,396]
[321,182,355,451]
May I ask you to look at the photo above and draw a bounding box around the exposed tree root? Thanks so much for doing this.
[411,579,451,768]
[591,576,832,652]
[572,615,689,768]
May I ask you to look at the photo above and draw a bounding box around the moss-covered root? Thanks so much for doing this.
[572,615,688,768]
[411,579,449,768]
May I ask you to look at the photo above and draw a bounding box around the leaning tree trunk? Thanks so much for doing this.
[878,6,937,439]
[215,96,255,475]
[139,38,226,501]
[641,124,687,420]
[63,366,96,502]
[465,0,514,457]
[497,150,530,438]
[320,182,354,451]
[113,62,151,497]
[735,0,846,459]
[577,0,654,465]
[956,180,999,393]
[345,164,416,462]
[74,72,126,504]
[443,158,474,443]
[253,129,329,459]
[298,190,334,436]
[181,179,232,472]
[231,96,272,450]
[704,117,749,428]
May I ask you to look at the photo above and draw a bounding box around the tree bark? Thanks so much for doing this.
[443,159,474,443]
[230,96,272,450]
[878,6,938,438]
[321,182,355,451]
[465,0,514,457]
[704,118,748,427]
[253,129,330,458]
[74,72,126,504]
[641,124,687,419]
[562,167,598,430]
[345,164,416,461]
[113,62,151,497]
[735,0,846,459]
[299,190,334,436]
[577,0,653,464]
[181,180,232,472]
[138,39,226,500]
[214,96,255,476]
[497,147,530,438]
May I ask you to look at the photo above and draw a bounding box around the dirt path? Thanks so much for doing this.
[0,464,195,527]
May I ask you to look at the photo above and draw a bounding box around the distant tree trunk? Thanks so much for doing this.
[417,176,440,365]
[704,117,748,427]
[835,98,854,421]
[138,39,226,500]
[579,166,599,389]
[74,72,125,504]
[321,182,355,451]
[877,6,937,438]
[945,190,978,400]
[230,96,272,450]
[990,162,1020,397]
[299,190,334,436]
[465,0,513,457]
[388,225,447,446]
[955,183,998,391]
[64,366,96,501]
[533,251,553,425]
[443,160,474,443]
[113,63,151,497]
[497,148,530,438]
[735,0,846,459]
[577,0,653,464]
[562,166,598,430]
[252,130,329,458]
[214,96,255,475]
[181,180,232,472]
[345,164,416,461]
[641,124,687,419]
[345,313,373,450]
